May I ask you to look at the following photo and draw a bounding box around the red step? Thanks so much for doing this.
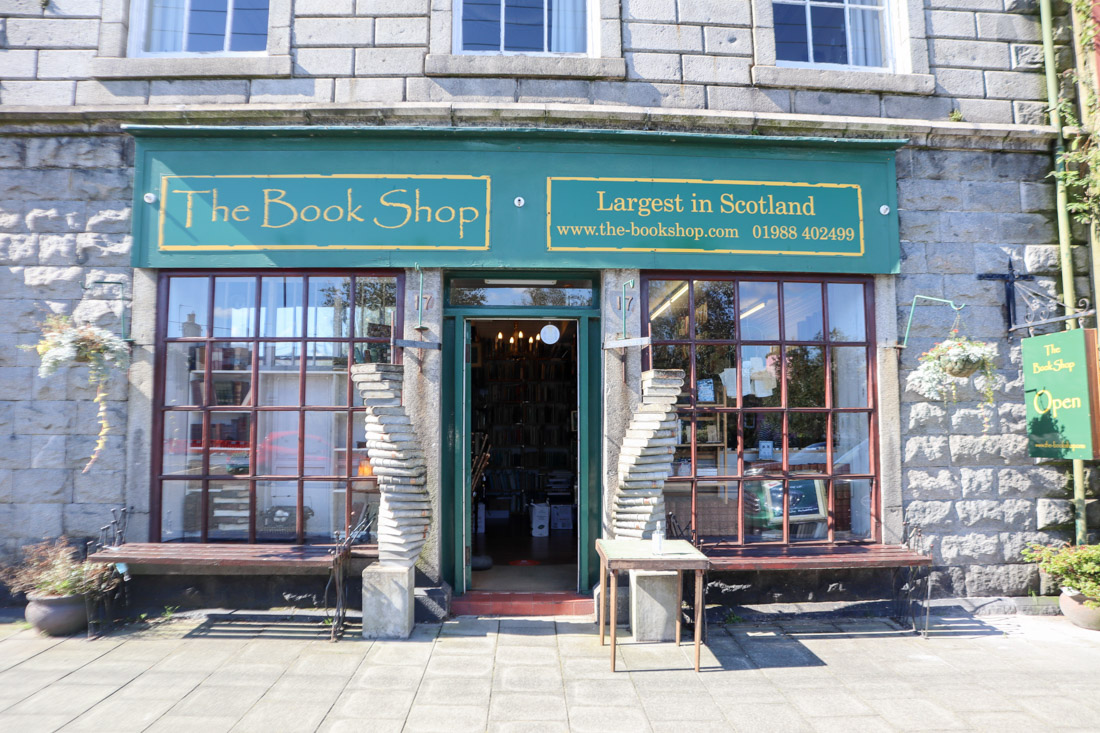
[451,591,594,617]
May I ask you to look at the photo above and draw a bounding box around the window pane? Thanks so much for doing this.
[652,344,690,405]
[348,481,380,542]
[304,481,346,542]
[548,0,586,52]
[257,412,300,475]
[810,5,847,65]
[229,0,268,52]
[828,283,866,341]
[186,0,228,52]
[260,276,303,337]
[353,342,392,366]
[738,281,779,340]
[355,277,398,337]
[696,345,737,407]
[213,276,256,338]
[504,0,544,51]
[304,411,344,476]
[167,276,208,338]
[663,483,693,539]
[789,413,827,472]
[783,282,823,341]
[744,479,783,542]
[849,7,884,67]
[834,412,871,474]
[308,277,352,338]
[835,478,873,540]
[207,480,249,540]
[305,343,349,406]
[165,343,205,406]
[773,3,809,62]
[160,480,201,542]
[695,413,734,477]
[696,482,739,542]
[256,480,298,542]
[743,413,783,475]
[832,346,868,407]
[694,280,737,340]
[147,0,186,53]
[209,411,251,475]
[448,277,593,308]
[163,411,203,475]
[786,345,824,408]
[672,415,692,477]
[648,280,690,340]
[463,0,502,50]
[210,342,252,406]
[741,345,781,408]
[790,478,829,541]
[257,342,300,406]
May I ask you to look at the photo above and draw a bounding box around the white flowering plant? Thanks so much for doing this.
[22,315,130,472]
[906,331,997,429]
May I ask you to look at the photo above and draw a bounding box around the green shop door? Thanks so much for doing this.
[441,276,602,595]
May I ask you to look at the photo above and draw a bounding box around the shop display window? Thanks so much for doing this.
[154,271,401,543]
[644,275,877,547]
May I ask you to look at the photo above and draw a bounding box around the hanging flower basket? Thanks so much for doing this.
[941,354,985,379]
[21,315,130,472]
[906,333,997,429]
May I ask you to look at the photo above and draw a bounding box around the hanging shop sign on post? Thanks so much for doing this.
[1022,329,1100,460]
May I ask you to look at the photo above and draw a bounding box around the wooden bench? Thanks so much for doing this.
[702,543,931,572]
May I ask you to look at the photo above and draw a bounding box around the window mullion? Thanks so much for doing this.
[500,0,506,52]
[224,0,236,53]
[543,0,548,52]
[843,0,852,67]
[803,0,814,65]
[181,0,193,53]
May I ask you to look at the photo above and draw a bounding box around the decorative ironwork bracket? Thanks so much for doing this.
[979,260,1094,336]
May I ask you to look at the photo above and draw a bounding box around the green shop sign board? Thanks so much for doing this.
[129,126,903,273]
[1023,329,1100,460]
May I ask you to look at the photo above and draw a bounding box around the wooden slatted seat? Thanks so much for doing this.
[701,543,930,572]
[89,542,378,574]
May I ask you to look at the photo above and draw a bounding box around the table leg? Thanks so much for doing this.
[609,569,618,673]
[693,569,703,673]
[599,556,607,646]
[675,569,682,646]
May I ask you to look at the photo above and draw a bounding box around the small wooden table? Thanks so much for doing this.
[595,538,710,672]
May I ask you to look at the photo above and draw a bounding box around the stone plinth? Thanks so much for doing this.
[629,569,679,642]
[362,563,416,640]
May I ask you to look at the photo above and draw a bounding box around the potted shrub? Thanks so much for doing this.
[0,539,119,636]
[906,330,997,430]
[1024,542,1100,631]
[21,315,130,472]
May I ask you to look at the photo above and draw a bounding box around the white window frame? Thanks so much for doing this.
[452,0,595,57]
[127,0,270,58]
[772,0,893,73]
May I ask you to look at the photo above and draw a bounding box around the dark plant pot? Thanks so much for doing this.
[942,358,982,378]
[1060,590,1100,631]
[25,593,87,636]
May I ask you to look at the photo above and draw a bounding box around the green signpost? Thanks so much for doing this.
[129,126,902,273]
[1022,329,1100,460]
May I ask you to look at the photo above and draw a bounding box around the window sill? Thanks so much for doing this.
[752,65,934,95]
[424,54,626,80]
[91,55,293,80]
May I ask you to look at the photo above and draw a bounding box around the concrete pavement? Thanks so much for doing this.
[1,609,1098,732]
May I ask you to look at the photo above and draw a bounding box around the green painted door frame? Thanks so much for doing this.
[441,275,603,595]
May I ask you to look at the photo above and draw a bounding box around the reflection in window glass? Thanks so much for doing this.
[164,343,205,406]
[828,283,866,341]
[461,0,586,53]
[257,412,299,475]
[260,276,303,337]
[303,411,344,476]
[505,0,543,51]
[208,411,251,475]
[743,413,783,474]
[308,277,351,338]
[834,412,871,474]
[783,282,823,340]
[696,345,736,407]
[696,482,739,542]
[744,480,784,542]
[163,411,203,475]
[229,0,268,51]
[187,0,229,53]
[256,480,298,542]
[652,345,691,405]
[672,415,692,477]
[810,5,847,64]
[160,480,202,542]
[210,342,252,406]
[257,342,299,406]
[786,345,824,408]
[694,281,737,340]
[663,483,693,538]
[789,413,827,473]
[304,481,346,541]
[213,277,256,338]
[305,343,349,406]
[832,346,868,407]
[648,281,690,340]
[448,278,593,308]
[145,0,269,54]
[356,277,398,337]
[773,0,887,68]
[739,281,779,340]
[741,345,781,408]
[167,277,208,338]
[207,480,249,540]
[773,3,809,62]
[789,478,829,541]
[835,478,873,540]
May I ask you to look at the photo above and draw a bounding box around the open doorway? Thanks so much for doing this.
[468,319,578,591]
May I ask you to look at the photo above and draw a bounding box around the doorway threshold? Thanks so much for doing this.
[451,591,593,617]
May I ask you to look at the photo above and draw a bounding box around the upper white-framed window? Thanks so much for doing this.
[127,0,269,57]
[454,0,591,56]
[772,0,891,72]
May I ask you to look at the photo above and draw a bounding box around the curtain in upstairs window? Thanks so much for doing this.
[148,0,186,53]
[848,0,884,67]
[549,0,586,53]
